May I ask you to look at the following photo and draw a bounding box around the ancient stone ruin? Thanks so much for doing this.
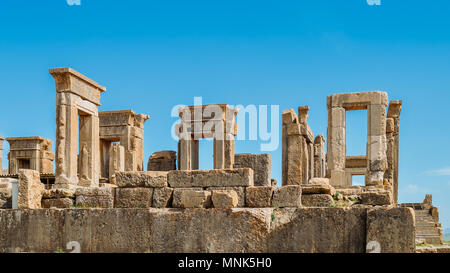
[0,67,446,253]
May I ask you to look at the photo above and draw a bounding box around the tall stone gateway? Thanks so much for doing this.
[49,68,106,189]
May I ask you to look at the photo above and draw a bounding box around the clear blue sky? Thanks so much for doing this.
[0,0,449,229]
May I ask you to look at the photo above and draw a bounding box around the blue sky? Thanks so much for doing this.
[1,0,450,229]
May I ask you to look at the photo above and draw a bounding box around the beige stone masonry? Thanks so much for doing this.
[99,110,149,177]
[50,67,105,189]
[6,137,54,175]
[180,190,212,208]
[246,186,274,208]
[272,185,302,208]
[234,153,271,186]
[282,107,315,186]
[147,150,176,171]
[114,187,153,208]
[176,104,238,170]
[18,169,44,209]
[167,168,253,188]
[211,190,239,208]
[115,171,168,188]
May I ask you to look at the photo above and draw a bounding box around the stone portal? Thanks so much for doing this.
[175,104,238,170]
[6,137,54,175]
[50,67,106,189]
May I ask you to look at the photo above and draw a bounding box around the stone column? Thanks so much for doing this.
[0,137,4,173]
[109,143,125,184]
[224,133,235,169]
[54,93,80,187]
[366,104,387,186]
[314,134,326,178]
[282,109,309,185]
[213,138,225,169]
[327,106,346,186]
[387,100,402,203]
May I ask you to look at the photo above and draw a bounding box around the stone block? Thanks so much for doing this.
[147,151,177,171]
[308,177,330,185]
[302,194,334,207]
[152,187,174,208]
[282,109,297,124]
[360,191,392,206]
[368,104,386,136]
[212,190,239,208]
[42,188,75,199]
[301,184,336,195]
[329,91,388,109]
[172,188,202,208]
[75,187,114,208]
[207,186,246,207]
[234,154,271,186]
[114,187,153,208]
[42,198,73,208]
[0,188,12,209]
[180,190,212,208]
[245,186,274,208]
[366,207,415,253]
[330,170,346,186]
[328,107,346,127]
[168,168,254,188]
[18,169,44,209]
[115,171,168,188]
[272,185,302,208]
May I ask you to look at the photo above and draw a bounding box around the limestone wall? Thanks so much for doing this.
[0,207,415,253]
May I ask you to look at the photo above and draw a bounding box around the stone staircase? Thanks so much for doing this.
[414,208,443,245]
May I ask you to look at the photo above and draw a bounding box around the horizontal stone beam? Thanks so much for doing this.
[168,168,254,188]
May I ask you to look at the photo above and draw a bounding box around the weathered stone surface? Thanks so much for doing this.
[301,184,336,195]
[6,137,54,175]
[327,91,388,109]
[0,188,12,209]
[366,207,415,253]
[0,207,413,253]
[75,187,114,208]
[302,194,334,207]
[180,190,212,208]
[114,187,153,208]
[272,186,302,208]
[168,168,253,188]
[234,153,271,186]
[246,186,274,208]
[211,190,238,209]
[115,171,168,188]
[18,169,44,209]
[172,188,202,208]
[152,187,173,208]
[360,191,392,205]
[206,186,246,207]
[147,150,177,171]
[42,188,75,199]
[42,198,73,208]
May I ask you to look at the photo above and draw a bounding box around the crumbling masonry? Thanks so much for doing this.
[0,68,445,253]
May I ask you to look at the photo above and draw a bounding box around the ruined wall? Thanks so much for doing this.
[0,207,415,253]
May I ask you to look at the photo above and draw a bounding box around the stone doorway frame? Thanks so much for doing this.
[50,67,106,189]
[326,91,388,187]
